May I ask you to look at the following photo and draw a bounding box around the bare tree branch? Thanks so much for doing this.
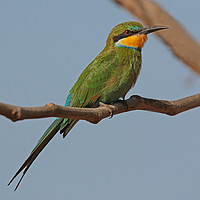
[0,94,199,123]
[113,0,200,74]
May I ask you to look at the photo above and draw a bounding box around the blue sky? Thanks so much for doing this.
[0,0,200,199]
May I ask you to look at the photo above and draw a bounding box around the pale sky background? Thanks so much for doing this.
[0,0,200,199]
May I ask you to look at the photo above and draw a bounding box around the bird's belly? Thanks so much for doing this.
[100,74,135,104]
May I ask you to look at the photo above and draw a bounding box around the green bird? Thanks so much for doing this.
[8,21,168,190]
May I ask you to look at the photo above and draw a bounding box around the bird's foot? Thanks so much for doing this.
[99,102,114,119]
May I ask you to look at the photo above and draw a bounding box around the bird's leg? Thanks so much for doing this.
[99,102,114,119]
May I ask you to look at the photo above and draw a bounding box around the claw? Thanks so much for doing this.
[109,112,114,119]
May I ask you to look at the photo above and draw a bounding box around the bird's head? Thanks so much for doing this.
[106,21,168,51]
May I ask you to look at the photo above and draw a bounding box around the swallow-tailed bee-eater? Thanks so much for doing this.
[8,21,168,190]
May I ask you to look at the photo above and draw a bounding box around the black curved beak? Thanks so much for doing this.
[139,26,169,34]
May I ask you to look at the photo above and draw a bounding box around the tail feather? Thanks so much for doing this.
[8,118,63,191]
[61,119,78,138]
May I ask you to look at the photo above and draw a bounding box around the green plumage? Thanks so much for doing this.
[8,21,168,190]
[60,22,143,137]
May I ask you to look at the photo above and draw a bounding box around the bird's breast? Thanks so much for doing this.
[101,52,142,103]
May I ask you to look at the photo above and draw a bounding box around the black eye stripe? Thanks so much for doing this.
[113,30,140,43]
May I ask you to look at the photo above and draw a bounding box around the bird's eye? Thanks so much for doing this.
[125,30,131,35]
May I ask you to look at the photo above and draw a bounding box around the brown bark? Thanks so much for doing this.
[0,94,199,123]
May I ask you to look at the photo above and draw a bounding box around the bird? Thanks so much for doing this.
[8,21,168,190]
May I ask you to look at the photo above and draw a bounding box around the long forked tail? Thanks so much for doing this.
[8,118,63,191]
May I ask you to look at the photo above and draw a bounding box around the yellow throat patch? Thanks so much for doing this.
[119,34,148,49]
